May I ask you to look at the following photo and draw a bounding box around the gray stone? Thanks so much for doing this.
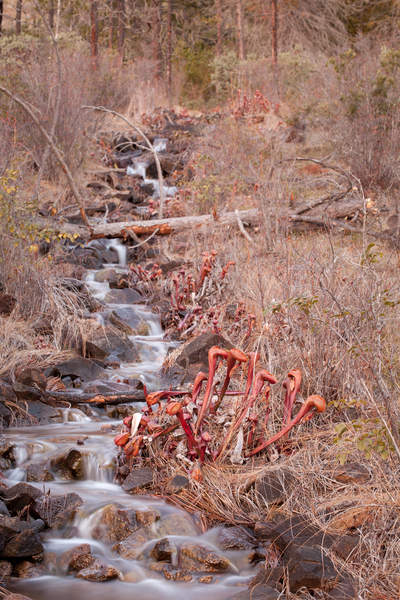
[122,467,154,493]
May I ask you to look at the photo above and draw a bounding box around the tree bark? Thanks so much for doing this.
[16,0,23,34]
[152,0,162,78]
[216,0,222,55]
[236,0,244,61]
[49,0,55,29]
[271,0,279,97]
[110,0,117,49]
[90,0,99,64]
[167,0,172,105]
[0,0,3,35]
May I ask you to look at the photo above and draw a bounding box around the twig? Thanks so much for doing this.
[235,209,254,243]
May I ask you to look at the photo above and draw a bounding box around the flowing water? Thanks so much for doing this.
[6,241,252,600]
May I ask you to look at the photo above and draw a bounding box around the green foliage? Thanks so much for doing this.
[175,41,213,104]
[332,398,395,462]
[211,51,239,101]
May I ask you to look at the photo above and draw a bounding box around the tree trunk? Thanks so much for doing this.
[49,0,55,29]
[118,0,125,62]
[90,0,99,64]
[55,0,61,39]
[152,0,162,78]
[236,0,244,61]
[216,0,222,55]
[110,0,117,49]
[0,0,3,35]
[271,0,279,97]
[16,0,23,34]
[167,0,172,105]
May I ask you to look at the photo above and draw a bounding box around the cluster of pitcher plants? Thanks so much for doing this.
[114,345,326,479]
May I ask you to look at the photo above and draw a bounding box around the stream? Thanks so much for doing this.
[6,239,253,600]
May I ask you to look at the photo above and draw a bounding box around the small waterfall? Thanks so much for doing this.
[106,239,127,267]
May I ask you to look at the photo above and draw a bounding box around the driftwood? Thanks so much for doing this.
[44,389,146,406]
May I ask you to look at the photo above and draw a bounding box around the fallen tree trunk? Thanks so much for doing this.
[45,389,146,405]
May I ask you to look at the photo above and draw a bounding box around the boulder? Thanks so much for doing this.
[179,543,232,573]
[1,529,43,559]
[230,585,280,600]
[84,328,140,362]
[163,332,233,383]
[0,293,16,316]
[286,544,338,592]
[135,509,160,527]
[76,560,121,582]
[255,468,296,505]
[166,474,189,494]
[34,493,83,529]
[45,357,105,383]
[3,483,42,514]
[156,512,198,537]
[332,462,370,484]
[150,538,177,562]
[13,560,46,578]
[51,449,83,480]
[218,526,256,551]
[91,505,137,544]
[58,544,95,573]
[112,527,150,559]
[122,467,154,493]
[26,462,54,482]
[104,288,143,305]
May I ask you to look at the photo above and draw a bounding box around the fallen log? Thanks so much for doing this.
[45,389,146,406]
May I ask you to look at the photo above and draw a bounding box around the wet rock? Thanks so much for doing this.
[105,400,143,419]
[332,462,370,484]
[109,311,136,335]
[254,515,359,561]
[84,327,140,362]
[13,369,47,401]
[0,559,12,583]
[164,332,233,383]
[0,293,16,316]
[166,474,189,494]
[110,307,144,331]
[230,585,280,600]
[218,526,256,551]
[0,437,15,469]
[51,449,83,480]
[112,527,150,559]
[26,462,54,482]
[46,357,105,383]
[179,543,232,573]
[94,268,119,284]
[255,468,295,505]
[156,512,198,537]
[122,467,154,493]
[91,505,137,543]
[13,560,45,578]
[135,509,160,527]
[0,502,9,516]
[286,544,338,592]
[34,492,83,529]
[3,482,42,514]
[58,544,95,573]
[77,560,121,582]
[65,246,103,269]
[150,538,177,562]
[105,288,143,304]
[148,562,192,581]
[1,529,43,558]
[19,401,60,425]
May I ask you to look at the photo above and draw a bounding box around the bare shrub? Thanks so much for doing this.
[329,41,400,191]
[0,36,132,180]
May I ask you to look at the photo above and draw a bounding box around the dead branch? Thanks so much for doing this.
[0,85,91,232]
